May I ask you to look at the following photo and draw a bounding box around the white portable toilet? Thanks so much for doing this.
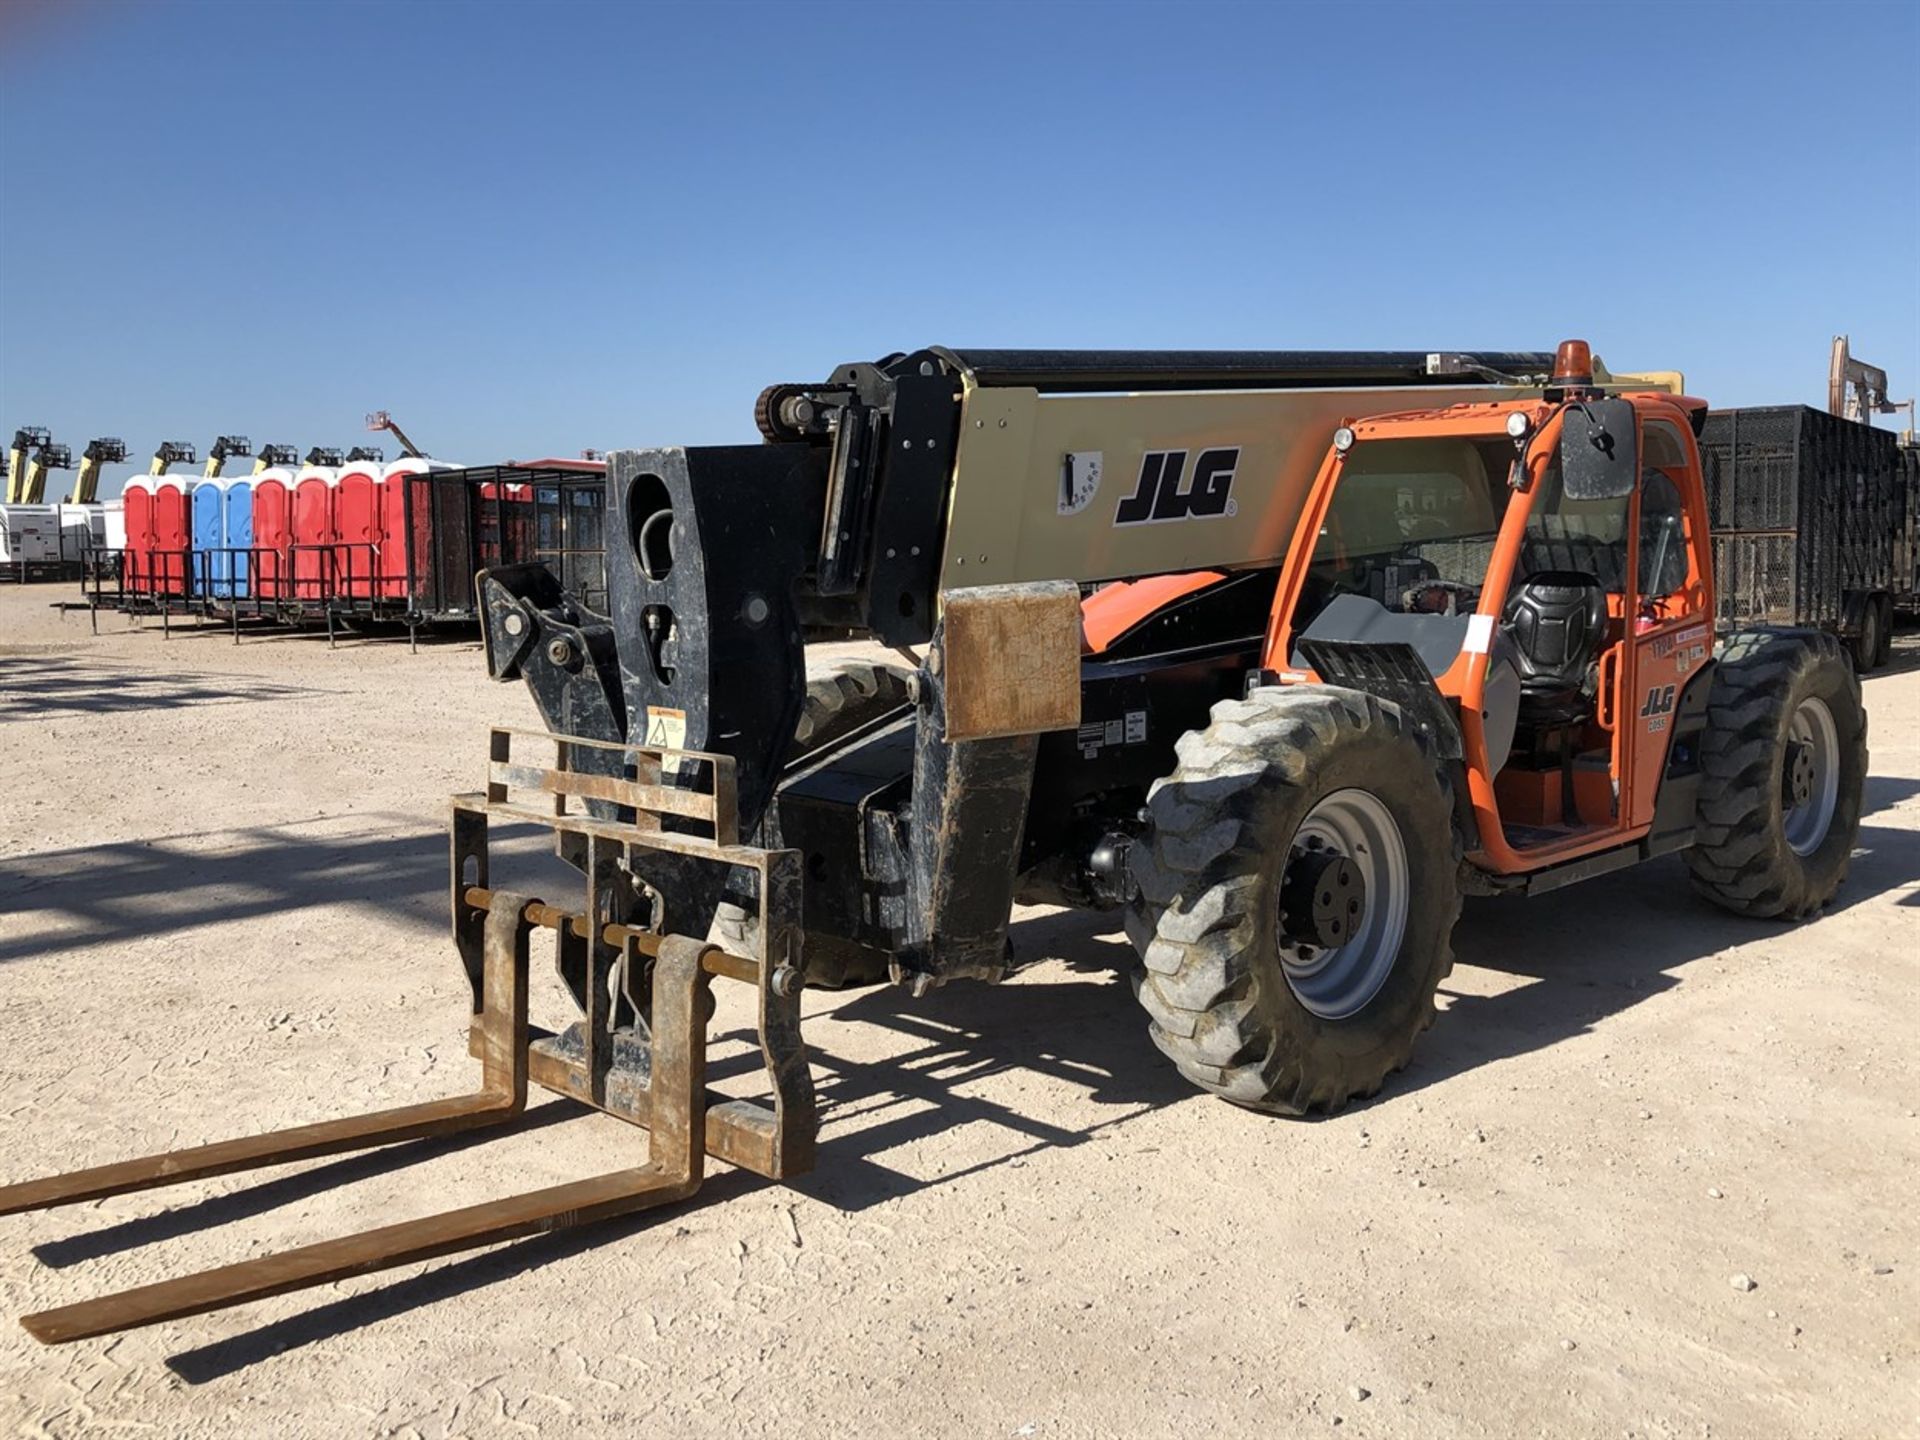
[57,503,108,564]
[101,498,127,553]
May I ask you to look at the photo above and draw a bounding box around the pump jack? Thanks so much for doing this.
[1828,335,1915,442]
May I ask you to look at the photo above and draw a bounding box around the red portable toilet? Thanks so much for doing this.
[333,460,381,600]
[151,476,194,597]
[377,458,453,600]
[290,466,339,602]
[250,466,296,599]
[120,476,156,596]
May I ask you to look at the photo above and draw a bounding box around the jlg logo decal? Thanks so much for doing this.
[1640,684,1676,733]
[1114,448,1240,525]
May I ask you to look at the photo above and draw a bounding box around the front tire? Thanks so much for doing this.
[1126,686,1461,1115]
[1687,630,1867,919]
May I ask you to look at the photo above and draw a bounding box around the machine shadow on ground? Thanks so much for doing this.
[1871,627,1920,676]
[0,654,338,720]
[167,621,486,652]
[0,818,572,965]
[149,957,1184,1384]
[15,767,1913,1379]
[1396,770,1917,1094]
[136,770,1916,1381]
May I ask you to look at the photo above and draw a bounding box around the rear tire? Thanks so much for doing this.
[1851,600,1882,674]
[1687,630,1867,919]
[1127,686,1461,1115]
[710,660,913,988]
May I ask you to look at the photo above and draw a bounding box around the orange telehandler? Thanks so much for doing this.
[1,341,1865,1341]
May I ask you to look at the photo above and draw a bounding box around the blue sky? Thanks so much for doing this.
[1,0,1915,489]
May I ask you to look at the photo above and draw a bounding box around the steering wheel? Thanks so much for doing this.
[1400,579,1480,616]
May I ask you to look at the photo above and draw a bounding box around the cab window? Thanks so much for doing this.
[1307,436,1514,612]
[1522,454,1630,591]
[1637,421,1692,599]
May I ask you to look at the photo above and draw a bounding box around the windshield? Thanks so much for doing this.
[1306,435,1518,614]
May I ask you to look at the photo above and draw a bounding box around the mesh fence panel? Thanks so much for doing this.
[1700,407,1803,531]
[1900,448,1920,600]
[1701,406,1903,627]
[1713,533,1800,626]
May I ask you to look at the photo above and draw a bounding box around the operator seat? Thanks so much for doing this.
[1502,572,1609,723]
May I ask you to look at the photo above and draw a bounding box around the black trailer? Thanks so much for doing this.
[1899,444,1920,617]
[390,463,608,625]
[1701,405,1916,671]
[288,463,609,646]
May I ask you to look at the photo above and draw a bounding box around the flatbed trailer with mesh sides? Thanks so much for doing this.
[1701,405,1917,672]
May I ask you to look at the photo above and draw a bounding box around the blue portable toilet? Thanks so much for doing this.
[190,479,224,596]
[224,478,254,599]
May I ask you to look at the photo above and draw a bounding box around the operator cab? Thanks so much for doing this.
[1288,424,1530,772]
[1282,341,1712,863]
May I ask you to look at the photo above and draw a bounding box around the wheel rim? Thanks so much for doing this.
[1276,788,1409,1020]
[1782,696,1840,857]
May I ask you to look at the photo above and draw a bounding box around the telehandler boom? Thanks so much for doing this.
[71,437,128,503]
[11,439,70,505]
[203,435,253,479]
[148,440,196,475]
[4,427,54,503]
[1,342,1866,1342]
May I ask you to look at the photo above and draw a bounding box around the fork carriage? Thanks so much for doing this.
[0,729,815,1343]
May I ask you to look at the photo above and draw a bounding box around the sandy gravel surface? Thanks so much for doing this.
[0,587,1913,1439]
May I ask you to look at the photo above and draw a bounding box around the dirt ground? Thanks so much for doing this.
[0,585,1913,1440]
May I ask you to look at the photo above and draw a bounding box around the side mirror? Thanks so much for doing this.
[1558,397,1639,502]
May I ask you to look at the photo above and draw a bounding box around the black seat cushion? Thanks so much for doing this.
[1502,572,1607,716]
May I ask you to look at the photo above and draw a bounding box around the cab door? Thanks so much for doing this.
[1622,417,1714,829]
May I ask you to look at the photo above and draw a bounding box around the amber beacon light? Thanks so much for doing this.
[1550,338,1594,388]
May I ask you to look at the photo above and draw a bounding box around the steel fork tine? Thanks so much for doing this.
[16,933,710,1345]
[0,893,535,1220]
